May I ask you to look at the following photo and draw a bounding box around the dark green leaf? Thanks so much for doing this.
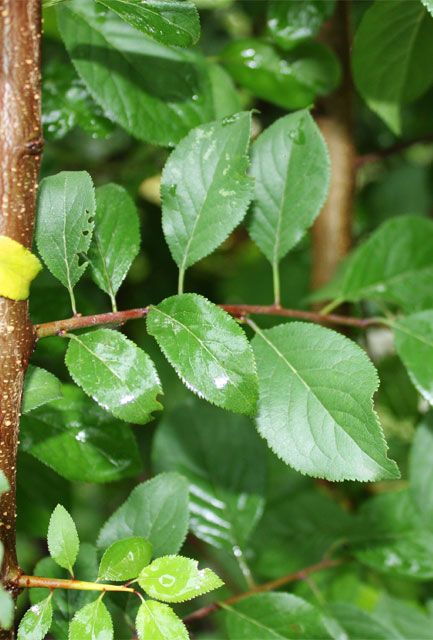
[65,329,162,424]
[252,322,399,481]
[329,603,396,640]
[373,594,433,640]
[96,0,200,47]
[21,385,142,484]
[221,39,340,110]
[36,171,95,313]
[267,0,335,50]
[208,63,241,119]
[153,399,266,551]
[58,0,214,146]
[135,601,188,640]
[161,112,253,279]
[225,593,333,639]
[88,183,140,305]
[17,595,53,640]
[47,505,80,574]
[68,598,113,640]
[147,294,258,414]
[98,537,152,581]
[249,110,330,265]
[394,310,433,404]
[98,473,189,556]
[22,366,62,414]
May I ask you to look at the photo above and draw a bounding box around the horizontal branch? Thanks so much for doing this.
[16,574,135,593]
[356,133,433,167]
[35,304,383,338]
[184,557,343,625]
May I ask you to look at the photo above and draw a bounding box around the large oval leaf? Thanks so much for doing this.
[147,294,258,415]
[252,322,399,481]
[136,601,188,640]
[69,598,113,640]
[98,537,152,581]
[65,329,162,424]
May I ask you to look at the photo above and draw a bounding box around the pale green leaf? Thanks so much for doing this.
[329,603,396,640]
[313,216,433,312]
[88,184,140,304]
[249,110,330,265]
[17,595,53,640]
[21,385,142,484]
[36,171,95,312]
[252,322,399,481]
[161,112,253,279]
[22,366,62,414]
[138,555,223,603]
[57,0,214,146]
[98,537,152,581]
[147,294,258,415]
[0,587,14,631]
[374,594,433,640]
[65,329,162,424]
[0,471,9,497]
[153,398,266,551]
[352,0,433,133]
[135,601,188,640]
[47,505,80,574]
[96,0,200,47]
[410,414,433,525]
[225,592,332,639]
[98,473,189,556]
[68,598,113,640]
[394,310,433,404]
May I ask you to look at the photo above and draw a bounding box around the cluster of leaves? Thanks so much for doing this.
[17,502,222,639]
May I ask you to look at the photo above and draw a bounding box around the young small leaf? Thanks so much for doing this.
[96,0,200,47]
[252,322,399,481]
[138,555,223,603]
[249,110,330,266]
[161,112,253,284]
[225,592,332,639]
[36,171,95,313]
[147,294,258,415]
[135,601,188,640]
[17,595,53,640]
[47,505,79,574]
[98,473,189,557]
[0,235,42,301]
[88,183,140,307]
[65,329,162,424]
[98,537,152,581]
[22,366,62,414]
[68,598,113,640]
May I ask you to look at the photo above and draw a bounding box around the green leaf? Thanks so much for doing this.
[313,216,433,312]
[225,592,333,639]
[208,63,241,119]
[57,0,214,146]
[138,555,223,602]
[251,322,399,481]
[21,385,142,484]
[267,0,335,50]
[354,489,433,579]
[36,171,96,313]
[249,110,330,266]
[68,598,113,640]
[96,0,200,47]
[98,473,189,556]
[410,413,433,525]
[22,366,62,414]
[0,587,14,631]
[393,310,433,404]
[221,39,340,111]
[0,471,9,496]
[17,595,53,640]
[47,504,80,574]
[98,537,152,581]
[147,294,258,414]
[374,594,433,640]
[135,601,188,640]
[65,329,162,424]
[88,183,140,306]
[352,0,433,133]
[161,112,253,281]
[153,399,266,551]
[329,603,396,640]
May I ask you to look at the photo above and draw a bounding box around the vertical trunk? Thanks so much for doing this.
[312,0,355,291]
[0,0,42,635]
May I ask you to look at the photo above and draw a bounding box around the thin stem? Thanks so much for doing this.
[356,133,433,168]
[17,575,135,594]
[320,298,343,315]
[272,260,281,308]
[183,557,343,625]
[69,287,78,316]
[178,268,185,295]
[35,304,384,339]
[110,292,118,313]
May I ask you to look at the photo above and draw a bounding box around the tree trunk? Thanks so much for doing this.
[0,1,42,636]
